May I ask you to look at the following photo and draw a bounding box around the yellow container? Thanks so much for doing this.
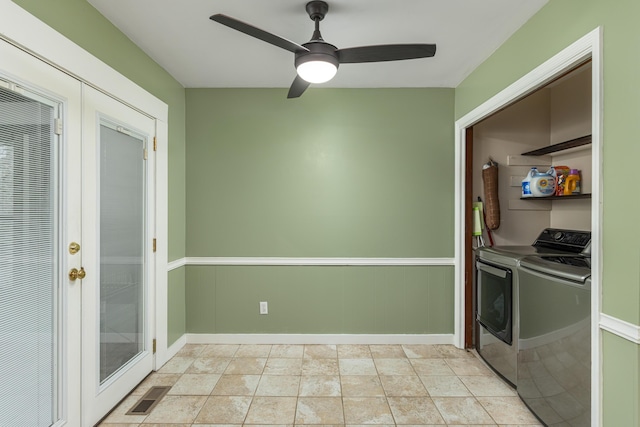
[564,169,581,195]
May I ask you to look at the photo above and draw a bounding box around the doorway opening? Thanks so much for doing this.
[464,59,593,348]
[454,28,602,425]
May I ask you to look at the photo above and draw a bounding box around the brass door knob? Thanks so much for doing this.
[69,267,86,281]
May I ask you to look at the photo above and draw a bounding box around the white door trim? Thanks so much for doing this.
[1,0,171,403]
[0,0,169,365]
[0,0,167,122]
[0,40,84,427]
[80,86,157,427]
[453,27,602,427]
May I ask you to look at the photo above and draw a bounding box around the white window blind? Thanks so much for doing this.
[0,85,59,427]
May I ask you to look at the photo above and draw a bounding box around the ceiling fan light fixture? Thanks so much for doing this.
[296,59,337,83]
[210,0,436,98]
[294,42,340,84]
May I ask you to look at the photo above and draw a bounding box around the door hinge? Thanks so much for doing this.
[152,238,157,252]
[153,136,157,151]
[54,118,63,135]
[152,338,157,354]
[143,148,148,160]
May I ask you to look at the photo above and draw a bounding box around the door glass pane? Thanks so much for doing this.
[0,86,58,426]
[99,123,145,383]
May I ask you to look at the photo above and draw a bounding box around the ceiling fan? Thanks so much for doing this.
[210,1,436,98]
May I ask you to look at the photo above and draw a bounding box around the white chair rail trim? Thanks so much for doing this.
[600,313,640,345]
[167,257,455,271]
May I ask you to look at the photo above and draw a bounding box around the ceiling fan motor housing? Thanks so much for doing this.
[295,41,340,70]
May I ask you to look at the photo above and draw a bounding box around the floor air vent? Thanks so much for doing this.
[126,386,170,415]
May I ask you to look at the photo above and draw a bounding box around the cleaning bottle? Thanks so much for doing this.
[531,167,556,197]
[553,165,571,196]
[521,168,536,198]
[523,167,556,197]
[564,169,581,195]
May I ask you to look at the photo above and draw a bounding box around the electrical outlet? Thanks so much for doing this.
[259,301,268,315]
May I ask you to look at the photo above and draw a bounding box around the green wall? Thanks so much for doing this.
[186,88,454,258]
[456,0,640,325]
[186,266,454,334]
[16,2,640,422]
[456,0,640,423]
[168,268,186,345]
[602,331,639,426]
[184,88,456,335]
[11,0,188,344]
[12,0,187,262]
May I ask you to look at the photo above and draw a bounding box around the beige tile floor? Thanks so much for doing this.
[98,343,542,426]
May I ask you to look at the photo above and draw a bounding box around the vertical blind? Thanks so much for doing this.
[0,85,58,427]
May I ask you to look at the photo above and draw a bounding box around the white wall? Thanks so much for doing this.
[473,89,551,246]
[472,63,592,244]
[549,65,592,230]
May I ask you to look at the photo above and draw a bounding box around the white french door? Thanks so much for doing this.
[0,38,157,427]
[81,85,156,426]
[0,39,82,426]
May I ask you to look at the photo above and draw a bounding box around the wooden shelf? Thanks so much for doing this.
[521,135,591,156]
[520,193,591,200]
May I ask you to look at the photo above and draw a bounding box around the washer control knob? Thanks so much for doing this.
[553,231,564,241]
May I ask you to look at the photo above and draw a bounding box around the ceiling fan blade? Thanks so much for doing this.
[287,75,311,99]
[337,44,436,64]
[210,14,309,54]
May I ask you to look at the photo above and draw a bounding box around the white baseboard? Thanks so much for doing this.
[185,333,455,345]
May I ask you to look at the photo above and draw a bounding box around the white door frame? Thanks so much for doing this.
[0,0,169,367]
[0,39,83,427]
[1,0,171,418]
[453,28,603,426]
[81,85,158,426]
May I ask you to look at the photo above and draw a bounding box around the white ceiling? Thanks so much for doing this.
[88,0,548,89]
